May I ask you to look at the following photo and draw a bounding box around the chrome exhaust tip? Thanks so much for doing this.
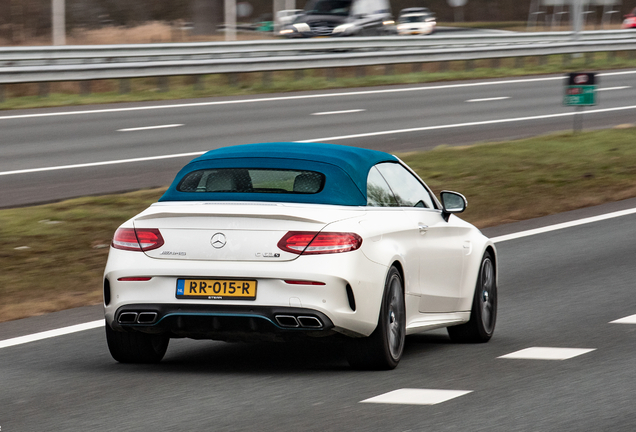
[297,316,323,328]
[118,312,138,324]
[275,315,299,328]
[137,312,157,324]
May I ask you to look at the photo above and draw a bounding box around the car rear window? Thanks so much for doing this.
[177,168,325,194]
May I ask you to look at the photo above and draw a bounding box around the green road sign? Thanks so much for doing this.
[564,73,597,106]
[564,85,596,106]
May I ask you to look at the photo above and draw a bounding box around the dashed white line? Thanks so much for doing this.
[0,70,633,122]
[0,77,564,121]
[466,97,510,103]
[299,104,636,143]
[597,86,632,92]
[498,347,596,360]
[360,389,472,405]
[311,109,366,116]
[610,314,636,324]
[4,103,636,177]
[117,124,184,132]
[0,320,104,349]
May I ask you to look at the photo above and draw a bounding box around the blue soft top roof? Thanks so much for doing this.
[159,142,398,206]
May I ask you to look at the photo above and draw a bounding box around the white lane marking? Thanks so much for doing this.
[0,151,205,177]
[0,70,634,122]
[0,77,575,121]
[4,103,636,177]
[299,104,636,142]
[491,207,636,243]
[117,124,183,132]
[466,97,510,103]
[498,347,596,360]
[360,389,472,405]
[610,314,636,324]
[0,320,104,349]
[311,109,366,116]
[598,86,631,92]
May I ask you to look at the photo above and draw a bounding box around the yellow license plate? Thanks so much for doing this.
[176,279,257,300]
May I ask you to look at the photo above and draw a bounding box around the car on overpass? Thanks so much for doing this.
[275,9,304,32]
[397,7,437,35]
[278,0,395,37]
[104,142,498,370]
[622,7,636,28]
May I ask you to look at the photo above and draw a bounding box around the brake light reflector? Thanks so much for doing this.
[112,228,164,252]
[278,231,362,255]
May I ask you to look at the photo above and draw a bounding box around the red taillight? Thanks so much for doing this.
[112,228,164,252]
[277,231,362,255]
[117,277,153,281]
[284,280,326,285]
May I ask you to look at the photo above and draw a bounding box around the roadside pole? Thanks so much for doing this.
[571,0,583,37]
[574,106,584,133]
[225,0,237,41]
[447,0,467,22]
[52,0,65,45]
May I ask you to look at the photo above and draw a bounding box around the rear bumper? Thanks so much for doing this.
[104,247,389,338]
[110,304,336,342]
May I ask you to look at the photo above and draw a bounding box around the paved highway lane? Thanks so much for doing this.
[1,70,635,207]
[2,203,636,431]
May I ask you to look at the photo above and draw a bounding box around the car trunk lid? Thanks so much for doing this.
[133,202,363,262]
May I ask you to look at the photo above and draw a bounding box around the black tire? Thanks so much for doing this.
[447,251,497,343]
[106,325,169,364]
[346,266,406,370]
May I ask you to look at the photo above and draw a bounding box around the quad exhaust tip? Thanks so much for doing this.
[297,316,323,328]
[118,312,138,324]
[275,314,323,329]
[275,315,299,328]
[118,311,157,324]
[137,312,158,324]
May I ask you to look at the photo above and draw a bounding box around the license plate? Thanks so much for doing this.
[176,279,257,300]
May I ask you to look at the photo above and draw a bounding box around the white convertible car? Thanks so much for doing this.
[104,142,497,369]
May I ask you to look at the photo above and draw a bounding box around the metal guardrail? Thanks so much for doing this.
[0,30,636,84]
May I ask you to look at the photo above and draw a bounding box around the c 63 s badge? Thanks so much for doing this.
[256,252,281,258]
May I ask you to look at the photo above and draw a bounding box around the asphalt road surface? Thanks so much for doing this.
[2,199,636,431]
[1,70,635,207]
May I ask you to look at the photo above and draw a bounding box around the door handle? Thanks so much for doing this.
[418,224,429,234]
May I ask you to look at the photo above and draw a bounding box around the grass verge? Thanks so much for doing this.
[2,127,636,322]
[2,52,636,111]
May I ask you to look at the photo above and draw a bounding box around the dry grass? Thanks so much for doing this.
[0,21,276,46]
[0,188,165,322]
[401,128,636,227]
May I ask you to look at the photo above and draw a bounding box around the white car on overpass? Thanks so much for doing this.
[397,7,437,35]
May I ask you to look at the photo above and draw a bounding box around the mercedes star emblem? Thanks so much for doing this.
[211,233,227,249]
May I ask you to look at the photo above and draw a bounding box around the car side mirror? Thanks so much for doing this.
[440,191,467,221]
